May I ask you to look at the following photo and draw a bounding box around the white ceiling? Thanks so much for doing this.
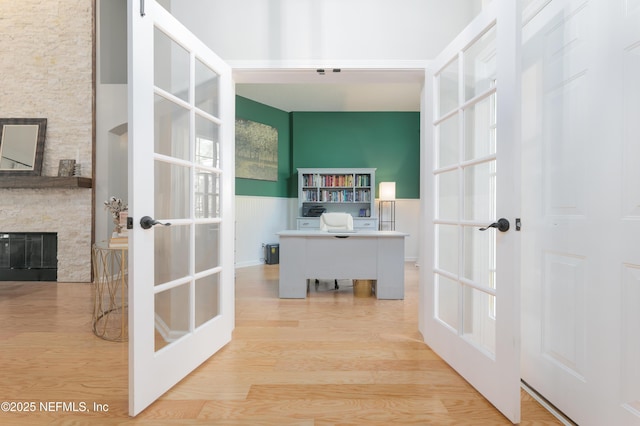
[234,68,425,112]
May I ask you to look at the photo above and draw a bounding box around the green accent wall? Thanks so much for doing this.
[236,97,421,199]
[235,96,292,197]
[292,112,420,199]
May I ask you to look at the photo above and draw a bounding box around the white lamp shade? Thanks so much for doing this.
[379,182,396,200]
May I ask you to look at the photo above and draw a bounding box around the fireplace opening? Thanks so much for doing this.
[0,233,57,281]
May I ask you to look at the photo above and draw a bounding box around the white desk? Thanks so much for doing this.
[277,230,408,299]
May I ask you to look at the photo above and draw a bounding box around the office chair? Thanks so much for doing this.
[315,213,354,290]
[319,212,354,232]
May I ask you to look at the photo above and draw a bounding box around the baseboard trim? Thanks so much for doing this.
[236,258,418,269]
[521,380,577,426]
[235,260,266,269]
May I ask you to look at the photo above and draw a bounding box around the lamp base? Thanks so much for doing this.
[378,200,396,231]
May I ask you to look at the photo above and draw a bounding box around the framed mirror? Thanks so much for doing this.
[0,118,47,176]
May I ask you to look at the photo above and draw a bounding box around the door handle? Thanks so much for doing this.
[140,216,171,229]
[479,218,510,232]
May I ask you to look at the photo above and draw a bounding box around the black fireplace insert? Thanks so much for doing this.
[0,233,57,281]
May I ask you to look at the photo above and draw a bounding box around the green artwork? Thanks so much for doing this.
[235,118,278,181]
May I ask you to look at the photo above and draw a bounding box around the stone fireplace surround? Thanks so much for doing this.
[2,0,94,282]
[1,187,92,282]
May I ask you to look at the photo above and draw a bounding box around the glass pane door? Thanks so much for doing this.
[128,0,234,415]
[422,0,522,422]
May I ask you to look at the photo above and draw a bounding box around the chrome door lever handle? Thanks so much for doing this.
[479,218,510,232]
[140,216,171,230]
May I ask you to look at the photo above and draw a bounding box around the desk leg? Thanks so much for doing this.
[279,236,307,298]
[376,237,405,299]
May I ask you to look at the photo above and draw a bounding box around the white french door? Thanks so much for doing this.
[420,0,521,423]
[127,0,235,416]
[520,0,640,424]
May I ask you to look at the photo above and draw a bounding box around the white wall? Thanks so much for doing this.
[96,0,129,244]
[171,0,482,63]
[95,85,128,244]
[100,1,483,77]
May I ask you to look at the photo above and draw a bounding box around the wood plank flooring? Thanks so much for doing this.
[0,264,561,425]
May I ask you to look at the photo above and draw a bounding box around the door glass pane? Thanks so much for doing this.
[437,170,459,220]
[463,286,496,356]
[463,160,496,221]
[464,94,496,161]
[436,274,459,331]
[438,114,459,168]
[154,284,190,352]
[195,115,220,168]
[436,224,459,275]
[154,224,190,285]
[155,161,190,219]
[195,273,220,328]
[464,26,497,102]
[438,57,459,116]
[154,27,189,102]
[463,226,495,289]
[154,95,189,160]
[194,170,219,219]
[195,58,219,117]
[195,223,219,273]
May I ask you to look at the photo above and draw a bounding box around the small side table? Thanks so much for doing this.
[92,242,128,342]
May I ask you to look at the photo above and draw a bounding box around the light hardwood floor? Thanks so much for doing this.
[0,264,561,425]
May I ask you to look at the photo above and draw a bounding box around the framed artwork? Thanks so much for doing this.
[235,118,278,181]
[0,118,47,176]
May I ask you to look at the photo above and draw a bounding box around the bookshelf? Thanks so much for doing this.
[297,168,377,230]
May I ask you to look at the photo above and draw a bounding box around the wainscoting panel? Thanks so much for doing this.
[541,251,586,381]
[622,264,640,416]
[235,196,296,268]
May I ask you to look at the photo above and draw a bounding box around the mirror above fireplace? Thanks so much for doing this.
[0,118,47,176]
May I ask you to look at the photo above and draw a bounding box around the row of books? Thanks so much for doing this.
[320,190,355,202]
[302,174,372,188]
[321,190,373,202]
[355,174,371,187]
[302,189,319,202]
[302,174,353,188]
[354,189,372,202]
[302,189,372,202]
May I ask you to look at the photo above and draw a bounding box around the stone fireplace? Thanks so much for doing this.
[0,186,92,282]
[1,1,94,282]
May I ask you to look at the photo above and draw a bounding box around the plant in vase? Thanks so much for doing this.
[104,196,128,237]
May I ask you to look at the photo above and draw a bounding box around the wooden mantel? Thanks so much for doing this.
[0,176,92,189]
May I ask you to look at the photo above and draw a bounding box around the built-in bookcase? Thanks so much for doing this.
[297,168,378,230]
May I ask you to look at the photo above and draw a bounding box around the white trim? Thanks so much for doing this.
[229,59,431,71]
[521,382,576,426]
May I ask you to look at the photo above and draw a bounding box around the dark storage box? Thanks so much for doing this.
[264,243,279,264]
